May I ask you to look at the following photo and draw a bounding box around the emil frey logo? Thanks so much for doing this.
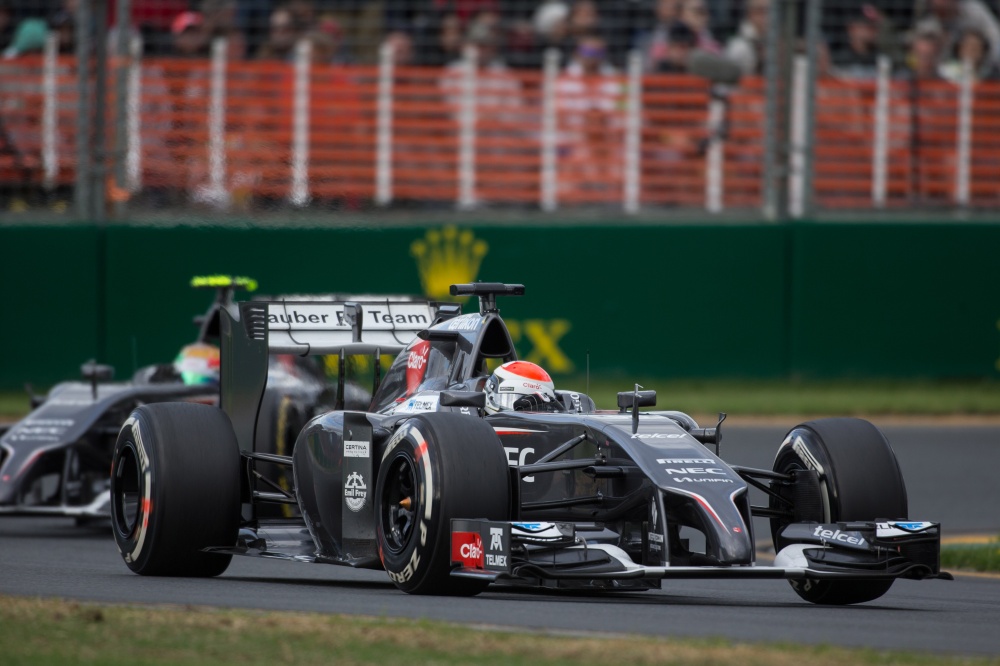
[344,472,367,512]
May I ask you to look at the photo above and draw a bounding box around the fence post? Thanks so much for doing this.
[42,32,58,193]
[955,58,973,208]
[705,90,725,213]
[788,54,808,218]
[800,0,821,217]
[91,0,109,222]
[290,38,311,207]
[126,34,143,194]
[623,50,642,214]
[208,37,228,205]
[457,44,477,210]
[375,40,395,207]
[872,54,891,208]
[112,0,131,216]
[540,48,559,212]
[74,0,92,219]
[761,0,782,220]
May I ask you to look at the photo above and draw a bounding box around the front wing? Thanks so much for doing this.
[449,519,952,585]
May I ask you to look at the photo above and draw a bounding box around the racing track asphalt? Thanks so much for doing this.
[2,423,999,657]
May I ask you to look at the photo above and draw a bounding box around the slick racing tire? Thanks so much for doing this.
[111,403,241,577]
[770,418,907,605]
[375,413,509,595]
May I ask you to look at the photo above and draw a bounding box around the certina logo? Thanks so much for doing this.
[814,526,866,546]
[344,441,369,458]
[633,433,685,439]
[344,472,368,512]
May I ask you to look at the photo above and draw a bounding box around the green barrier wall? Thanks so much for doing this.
[790,223,1000,378]
[0,227,101,388]
[1,222,997,389]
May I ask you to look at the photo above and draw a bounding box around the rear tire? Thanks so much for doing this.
[771,418,907,605]
[375,413,509,595]
[110,403,241,577]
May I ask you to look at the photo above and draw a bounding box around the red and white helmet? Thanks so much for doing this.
[484,361,560,414]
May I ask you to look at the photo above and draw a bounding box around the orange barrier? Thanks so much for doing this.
[1,55,999,211]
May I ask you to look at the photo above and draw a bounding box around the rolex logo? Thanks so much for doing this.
[411,226,488,300]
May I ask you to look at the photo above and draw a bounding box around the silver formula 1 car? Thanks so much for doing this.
[109,283,950,604]
[0,277,336,523]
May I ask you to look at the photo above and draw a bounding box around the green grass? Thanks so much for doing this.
[942,537,1000,573]
[4,378,1000,421]
[566,377,1000,417]
[0,391,28,420]
[0,596,994,666]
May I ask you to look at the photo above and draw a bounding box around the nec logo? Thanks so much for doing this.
[631,433,685,439]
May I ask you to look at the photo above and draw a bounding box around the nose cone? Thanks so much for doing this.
[668,486,754,565]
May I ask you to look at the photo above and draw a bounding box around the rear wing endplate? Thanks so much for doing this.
[220,297,440,453]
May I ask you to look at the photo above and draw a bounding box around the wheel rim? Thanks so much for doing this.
[380,453,417,555]
[113,443,141,538]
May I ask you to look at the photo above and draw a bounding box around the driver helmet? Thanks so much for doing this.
[484,360,560,414]
[173,342,220,385]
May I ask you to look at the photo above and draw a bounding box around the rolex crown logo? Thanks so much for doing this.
[411,226,488,300]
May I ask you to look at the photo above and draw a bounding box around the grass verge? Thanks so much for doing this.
[0,596,994,666]
[566,378,1000,418]
[942,536,1000,573]
[3,378,1000,422]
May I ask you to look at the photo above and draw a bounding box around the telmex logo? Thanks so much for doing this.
[410,226,574,373]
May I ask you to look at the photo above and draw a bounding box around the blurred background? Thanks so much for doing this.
[1,0,1000,401]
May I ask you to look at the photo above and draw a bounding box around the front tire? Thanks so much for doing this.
[771,418,907,605]
[375,413,509,595]
[111,403,241,577]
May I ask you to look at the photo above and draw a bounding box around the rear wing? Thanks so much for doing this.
[220,296,452,453]
[262,299,436,355]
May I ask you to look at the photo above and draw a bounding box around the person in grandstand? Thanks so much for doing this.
[483,361,564,414]
[913,0,1000,68]
[725,0,769,76]
[940,26,1000,81]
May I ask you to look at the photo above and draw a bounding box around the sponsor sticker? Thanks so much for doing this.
[344,471,368,512]
[344,440,369,458]
[451,531,484,568]
[485,527,507,568]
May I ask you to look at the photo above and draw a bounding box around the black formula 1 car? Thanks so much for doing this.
[109,283,951,604]
[0,277,340,523]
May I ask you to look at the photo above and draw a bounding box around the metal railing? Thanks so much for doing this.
[2,41,999,219]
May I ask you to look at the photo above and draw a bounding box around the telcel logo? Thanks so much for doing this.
[813,526,866,546]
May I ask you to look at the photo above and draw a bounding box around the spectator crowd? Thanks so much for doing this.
[2,0,1000,84]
